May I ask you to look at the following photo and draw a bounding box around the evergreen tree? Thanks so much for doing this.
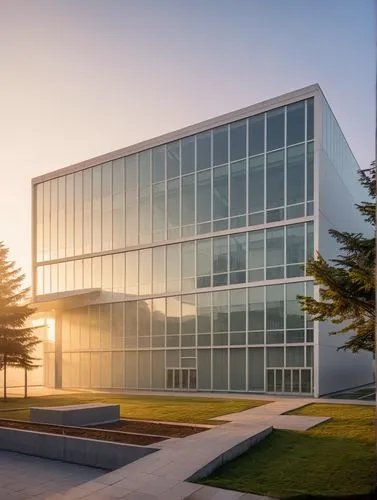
[299,165,376,353]
[0,242,40,399]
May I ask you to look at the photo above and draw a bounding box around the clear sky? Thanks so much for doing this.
[0,0,375,285]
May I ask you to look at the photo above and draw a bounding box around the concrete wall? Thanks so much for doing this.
[315,93,373,396]
[0,427,157,470]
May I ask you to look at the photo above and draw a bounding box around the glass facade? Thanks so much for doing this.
[34,97,315,394]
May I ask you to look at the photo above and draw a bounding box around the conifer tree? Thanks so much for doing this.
[0,242,40,399]
[299,165,375,353]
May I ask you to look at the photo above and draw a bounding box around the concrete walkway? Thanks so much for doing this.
[53,398,331,499]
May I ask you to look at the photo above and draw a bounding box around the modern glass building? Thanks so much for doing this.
[31,84,373,397]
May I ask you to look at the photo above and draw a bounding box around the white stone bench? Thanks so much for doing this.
[30,403,120,427]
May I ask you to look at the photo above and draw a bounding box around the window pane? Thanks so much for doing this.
[113,253,125,295]
[125,155,138,246]
[307,98,314,140]
[266,228,284,267]
[286,346,305,367]
[152,182,165,241]
[197,170,211,223]
[139,249,152,295]
[167,141,180,179]
[57,178,66,259]
[181,294,196,334]
[307,141,314,202]
[249,114,264,156]
[267,347,284,367]
[181,174,195,226]
[102,255,112,292]
[181,136,195,175]
[167,179,180,233]
[166,244,180,292]
[182,241,195,278]
[112,159,125,249]
[213,290,228,332]
[286,144,305,205]
[152,146,166,183]
[266,284,284,330]
[213,166,228,220]
[65,175,74,257]
[286,224,305,264]
[286,282,305,329]
[196,131,211,171]
[213,125,228,166]
[197,239,211,276]
[307,222,314,260]
[267,107,285,151]
[152,298,166,336]
[230,160,246,216]
[213,236,228,274]
[125,251,138,295]
[230,120,246,161]
[152,246,165,294]
[248,230,264,270]
[197,292,211,333]
[229,234,246,271]
[102,163,112,251]
[166,296,180,334]
[287,101,305,145]
[266,150,284,209]
[230,289,246,332]
[249,155,264,213]
[248,287,264,331]
[50,179,58,260]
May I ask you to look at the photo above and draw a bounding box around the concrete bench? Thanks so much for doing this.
[30,403,120,426]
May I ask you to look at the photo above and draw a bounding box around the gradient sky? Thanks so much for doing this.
[0,0,375,285]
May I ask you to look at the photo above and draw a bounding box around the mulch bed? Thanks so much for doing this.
[0,418,165,446]
[91,419,209,437]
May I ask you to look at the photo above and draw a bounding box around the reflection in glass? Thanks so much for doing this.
[152,146,165,183]
[213,291,228,332]
[213,165,228,220]
[181,241,195,290]
[181,136,195,175]
[196,131,211,171]
[213,236,228,274]
[113,253,125,295]
[248,155,264,214]
[167,296,180,334]
[287,145,305,205]
[125,251,138,296]
[66,175,74,257]
[181,294,196,334]
[266,285,284,330]
[167,179,180,238]
[167,141,180,179]
[213,125,228,166]
[50,179,58,260]
[152,246,166,294]
[42,181,51,261]
[112,159,125,249]
[230,234,246,271]
[92,166,102,253]
[287,101,305,146]
[197,293,211,333]
[181,174,195,232]
[230,120,246,161]
[74,259,83,290]
[248,287,264,331]
[83,169,92,254]
[266,150,284,209]
[92,257,101,289]
[230,160,246,216]
[230,289,246,332]
[307,141,314,202]
[139,249,152,295]
[249,114,264,156]
[307,98,314,140]
[152,182,165,241]
[267,107,285,151]
[36,184,44,262]
[286,224,305,264]
[166,244,180,292]
[102,163,112,251]
[125,155,138,246]
[197,170,211,224]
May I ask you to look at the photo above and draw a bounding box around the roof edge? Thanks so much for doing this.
[32,84,321,184]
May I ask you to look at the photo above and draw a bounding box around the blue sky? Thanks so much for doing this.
[0,0,375,283]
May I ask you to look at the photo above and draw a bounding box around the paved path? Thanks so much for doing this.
[0,450,105,499]
[54,398,331,499]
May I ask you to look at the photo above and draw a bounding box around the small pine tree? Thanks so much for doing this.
[0,242,40,399]
[298,165,376,353]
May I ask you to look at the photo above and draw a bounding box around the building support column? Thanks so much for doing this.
[54,312,62,389]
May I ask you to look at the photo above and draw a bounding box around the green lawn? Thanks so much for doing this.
[201,403,376,498]
[0,393,266,424]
